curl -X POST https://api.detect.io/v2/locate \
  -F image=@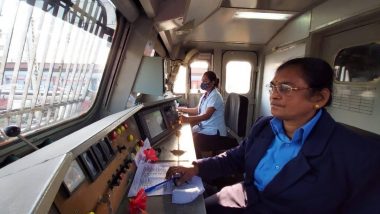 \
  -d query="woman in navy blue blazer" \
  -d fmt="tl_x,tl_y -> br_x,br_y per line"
166,57 -> 380,214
